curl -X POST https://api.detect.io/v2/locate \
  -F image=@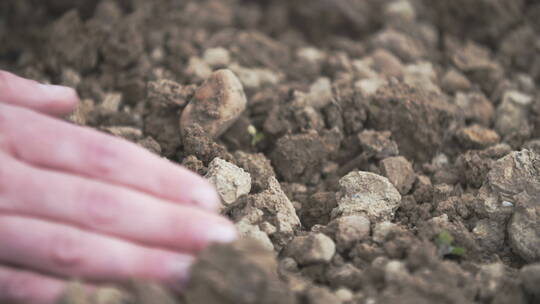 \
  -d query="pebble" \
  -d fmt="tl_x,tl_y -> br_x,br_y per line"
327,215 -> 371,251
202,47 -> 231,68
332,171 -> 401,222
456,124 -> 500,149
380,156 -> 416,194
205,158 -> 252,208
495,90 -> 532,137
285,233 -> 336,265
